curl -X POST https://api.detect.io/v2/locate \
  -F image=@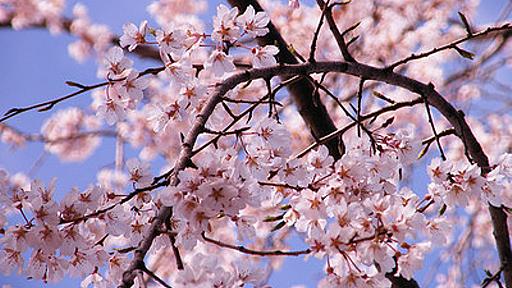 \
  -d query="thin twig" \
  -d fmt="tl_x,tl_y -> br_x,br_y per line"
202,232 -> 311,256
295,97 -> 423,158
309,0 -> 331,62
60,179 -> 169,224
356,78 -> 365,137
421,89 -> 446,160
422,128 -> 456,146
0,81 -> 107,123
316,0 -> 356,62
387,23 -> 512,70
482,266 -> 505,288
